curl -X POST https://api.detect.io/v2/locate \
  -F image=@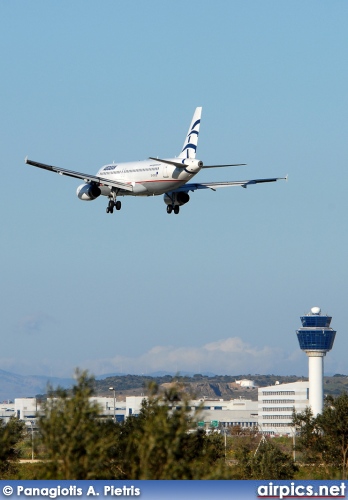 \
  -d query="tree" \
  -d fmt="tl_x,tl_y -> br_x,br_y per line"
0,417 -> 25,478
235,436 -> 298,479
36,372 -> 230,480
293,393 -> 348,479
111,384 -> 228,479
292,406 -> 325,465
316,393 -> 348,479
37,370 -> 117,479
